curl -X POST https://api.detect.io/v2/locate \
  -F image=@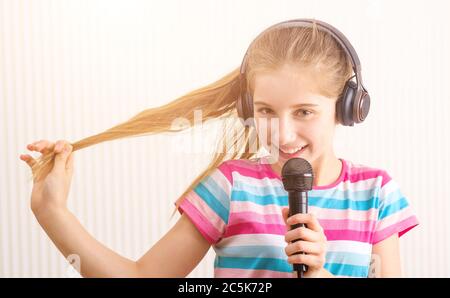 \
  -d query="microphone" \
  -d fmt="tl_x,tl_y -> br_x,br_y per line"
281,157 -> 314,278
